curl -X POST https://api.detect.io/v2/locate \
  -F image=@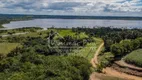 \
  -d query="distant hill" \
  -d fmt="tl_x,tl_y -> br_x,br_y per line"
0,14 -> 142,20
